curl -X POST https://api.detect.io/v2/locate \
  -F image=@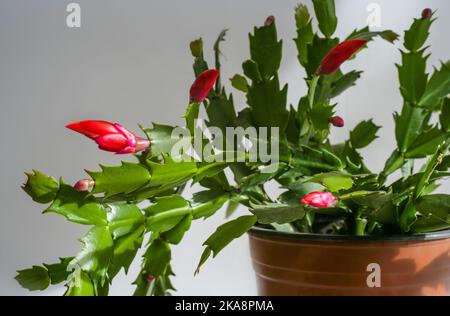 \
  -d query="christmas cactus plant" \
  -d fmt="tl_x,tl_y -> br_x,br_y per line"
16,1 -> 450,296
